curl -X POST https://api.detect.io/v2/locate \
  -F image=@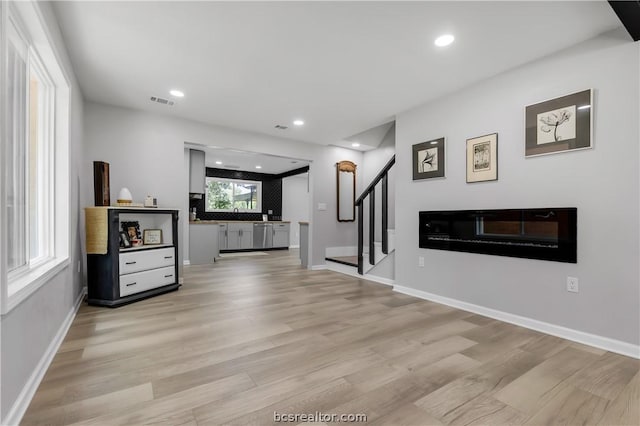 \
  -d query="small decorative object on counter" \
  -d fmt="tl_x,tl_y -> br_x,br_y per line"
117,188 -> 133,205
93,161 -> 110,206
190,208 -> 197,221
144,195 -> 158,208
